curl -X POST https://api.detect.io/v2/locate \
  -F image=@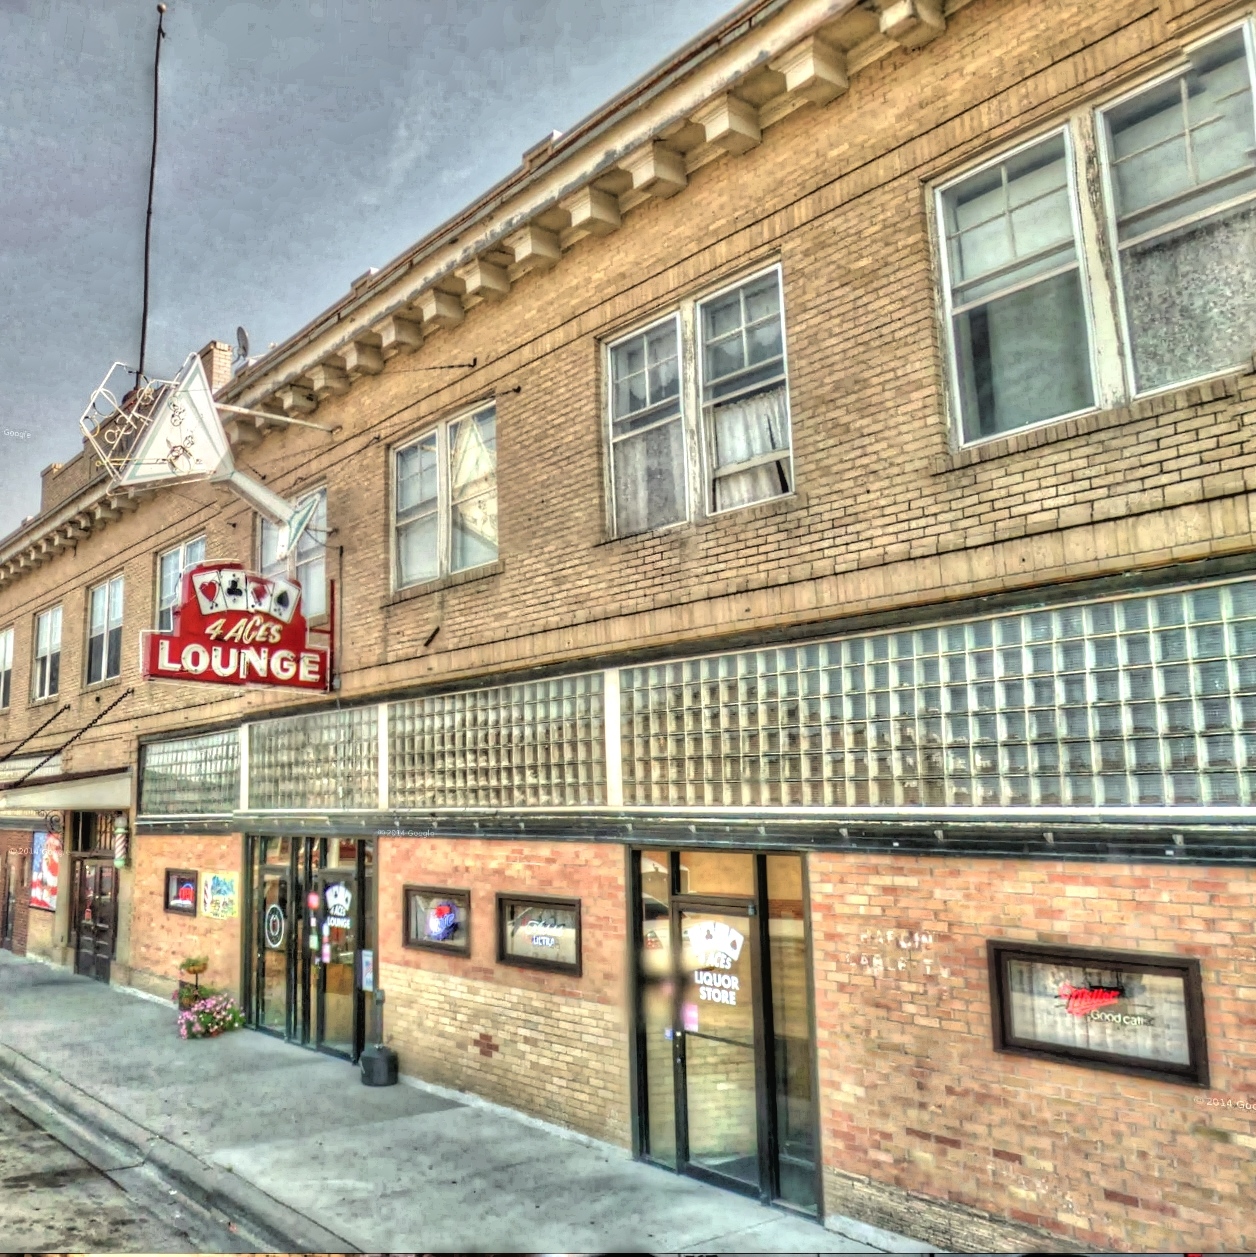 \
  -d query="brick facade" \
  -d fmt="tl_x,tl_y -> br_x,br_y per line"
126,834 -> 244,1001
809,854 -> 1256,1253
379,837 -> 631,1144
